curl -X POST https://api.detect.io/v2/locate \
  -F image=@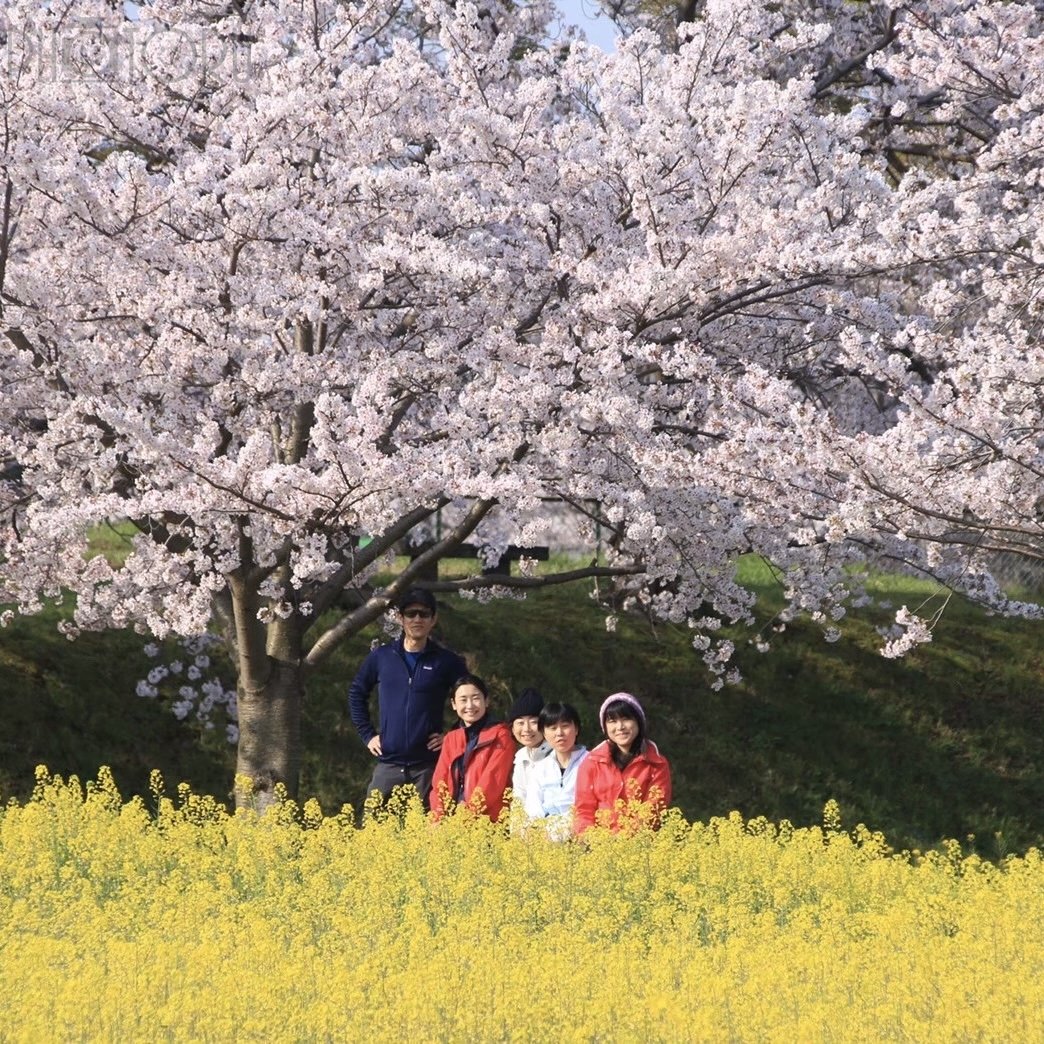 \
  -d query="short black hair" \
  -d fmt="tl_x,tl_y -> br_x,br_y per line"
451,673 -> 488,700
396,587 -> 437,613
538,701 -> 581,732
